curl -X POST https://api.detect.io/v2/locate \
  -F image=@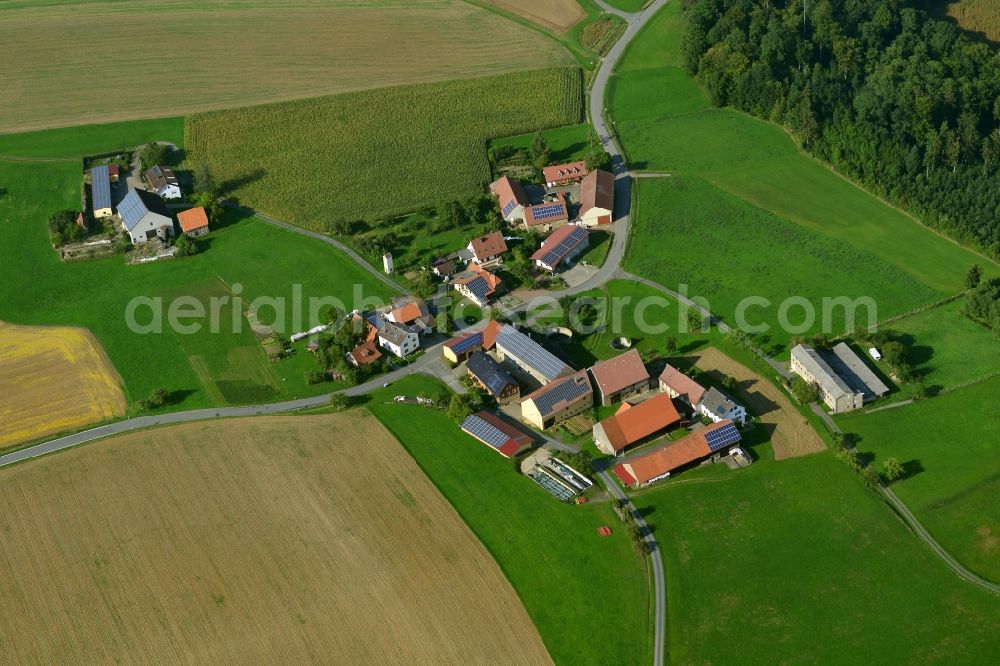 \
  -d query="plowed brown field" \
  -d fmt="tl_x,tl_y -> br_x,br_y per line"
486,0 -> 586,32
0,413 -> 552,664
0,321 -> 125,449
